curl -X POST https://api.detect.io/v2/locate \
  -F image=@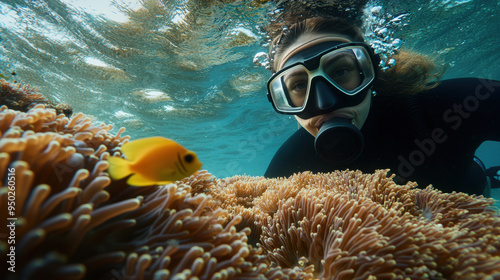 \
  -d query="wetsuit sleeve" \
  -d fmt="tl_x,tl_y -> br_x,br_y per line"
464,78 -> 500,141
413,78 -> 500,194
422,78 -> 500,144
